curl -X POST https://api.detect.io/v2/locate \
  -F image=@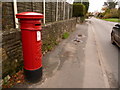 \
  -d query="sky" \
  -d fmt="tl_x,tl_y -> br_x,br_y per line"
88,0 -> 106,12
66,0 -> 107,12
66,0 -> 120,12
